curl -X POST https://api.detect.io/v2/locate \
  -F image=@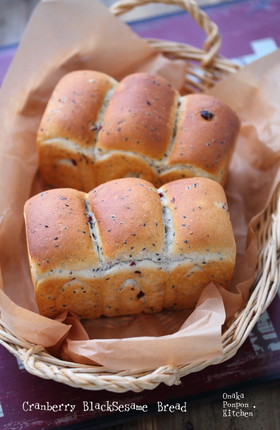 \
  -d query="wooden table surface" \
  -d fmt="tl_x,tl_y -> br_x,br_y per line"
99,384 -> 280,430
0,1 -> 279,429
